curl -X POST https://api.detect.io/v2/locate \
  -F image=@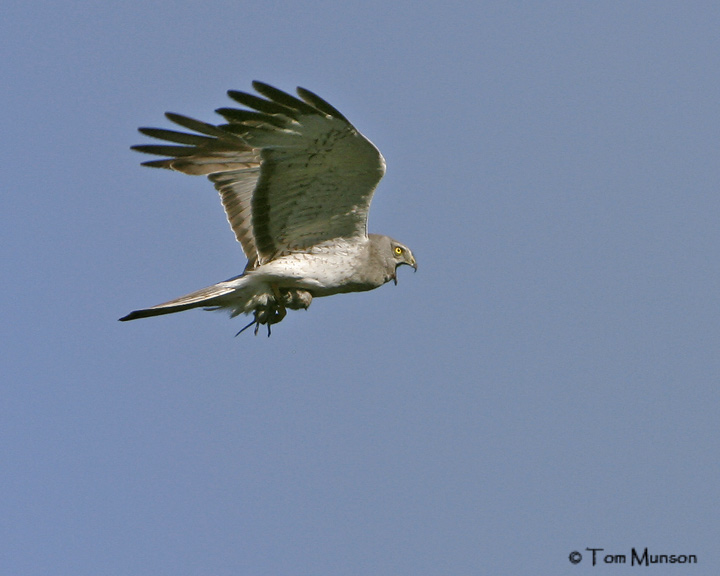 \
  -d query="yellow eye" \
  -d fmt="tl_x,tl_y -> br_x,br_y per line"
394,246 -> 403,255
